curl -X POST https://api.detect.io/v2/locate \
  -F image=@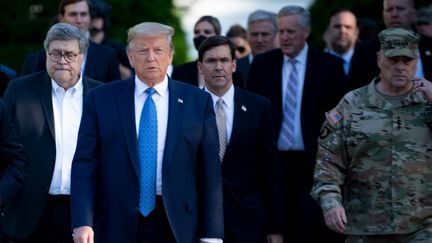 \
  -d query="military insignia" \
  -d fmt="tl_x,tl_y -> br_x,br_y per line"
326,109 -> 343,129
241,105 -> 247,112
319,124 -> 332,139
